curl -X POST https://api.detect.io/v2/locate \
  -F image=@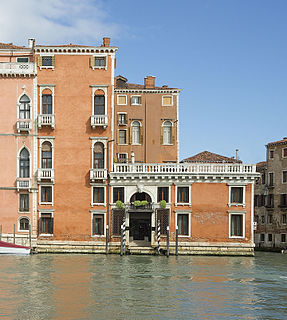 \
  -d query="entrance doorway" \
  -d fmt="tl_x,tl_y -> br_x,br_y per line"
129,212 -> 151,242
